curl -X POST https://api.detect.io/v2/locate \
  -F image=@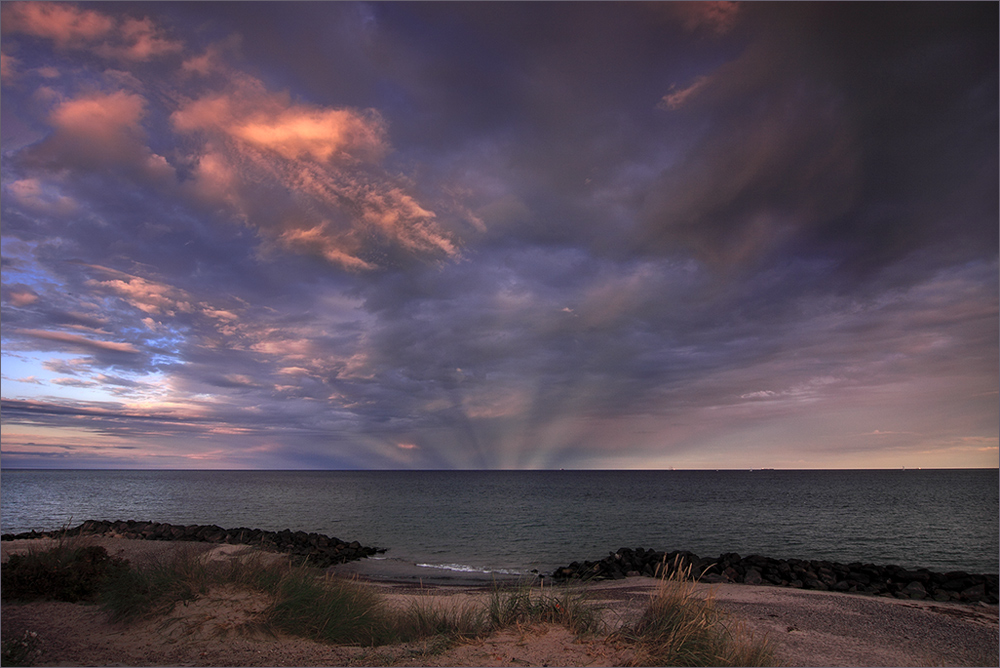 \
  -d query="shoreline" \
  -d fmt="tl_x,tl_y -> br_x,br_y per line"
4,520 -> 997,604
2,536 -> 997,667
